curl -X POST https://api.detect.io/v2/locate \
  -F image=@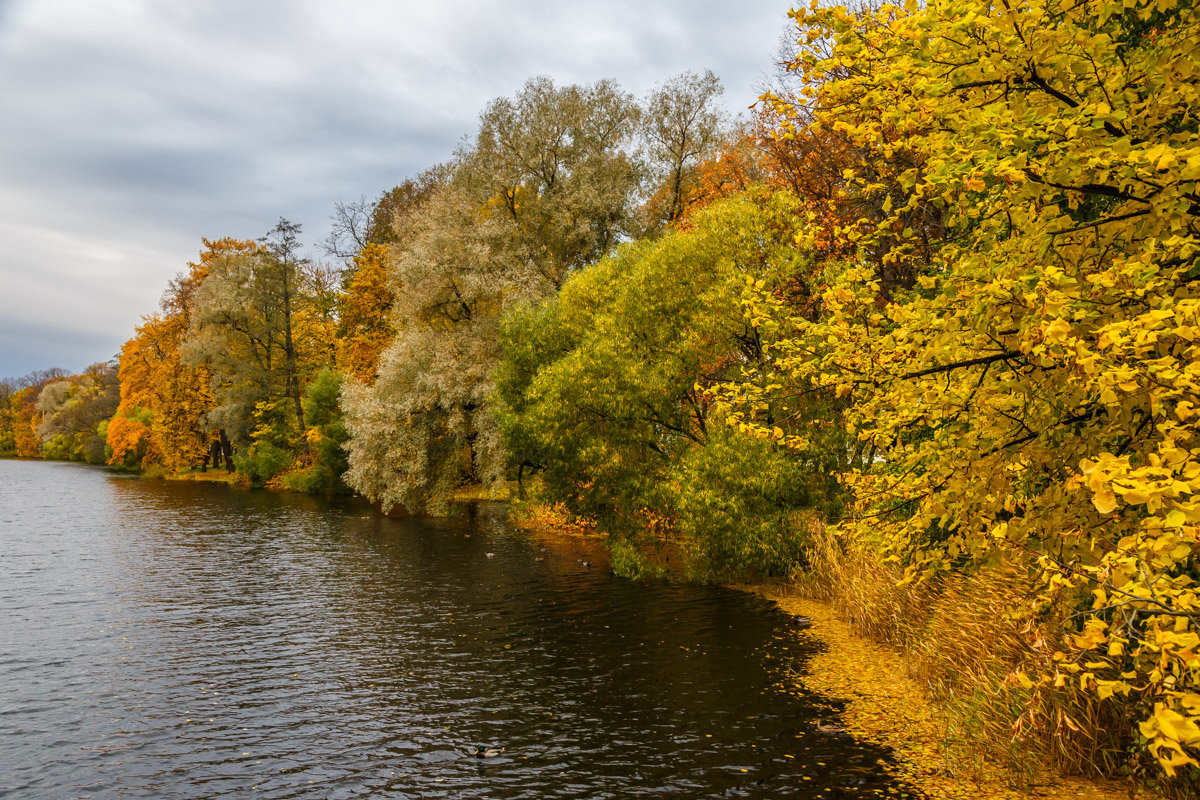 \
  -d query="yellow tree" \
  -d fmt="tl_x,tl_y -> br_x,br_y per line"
337,242 -> 394,382
723,0 -> 1200,777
